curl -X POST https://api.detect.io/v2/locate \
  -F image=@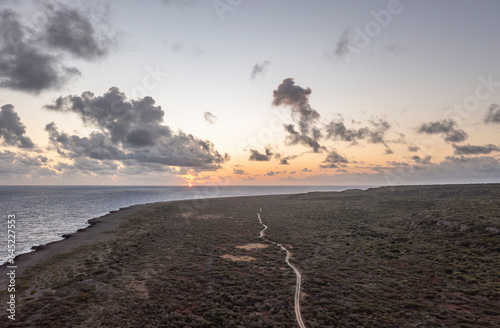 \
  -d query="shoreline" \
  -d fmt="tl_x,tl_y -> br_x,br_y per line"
0,185 -> 368,266
0,185 -> 371,268
0,189 -> 337,279
0,202 -> 151,285
1,182 -> 497,272
1,183 -> 499,326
